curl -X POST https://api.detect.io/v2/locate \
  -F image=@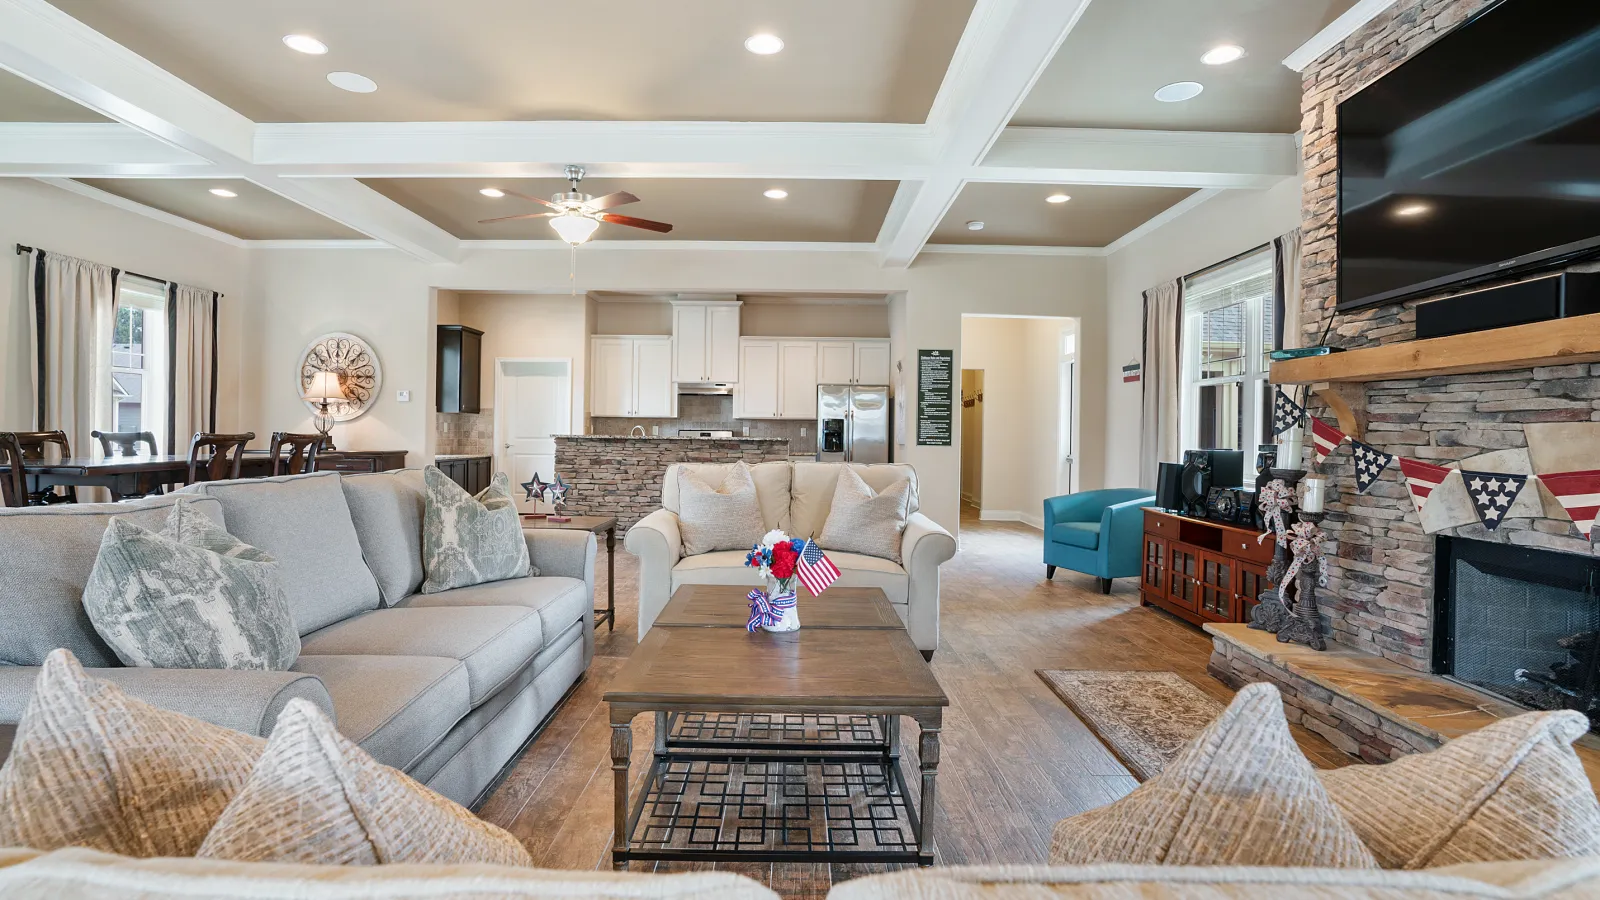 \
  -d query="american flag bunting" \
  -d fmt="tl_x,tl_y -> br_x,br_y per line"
1537,469 -> 1600,539
1460,471 -> 1527,531
1397,458 -> 1454,517
1310,418 -> 1347,465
